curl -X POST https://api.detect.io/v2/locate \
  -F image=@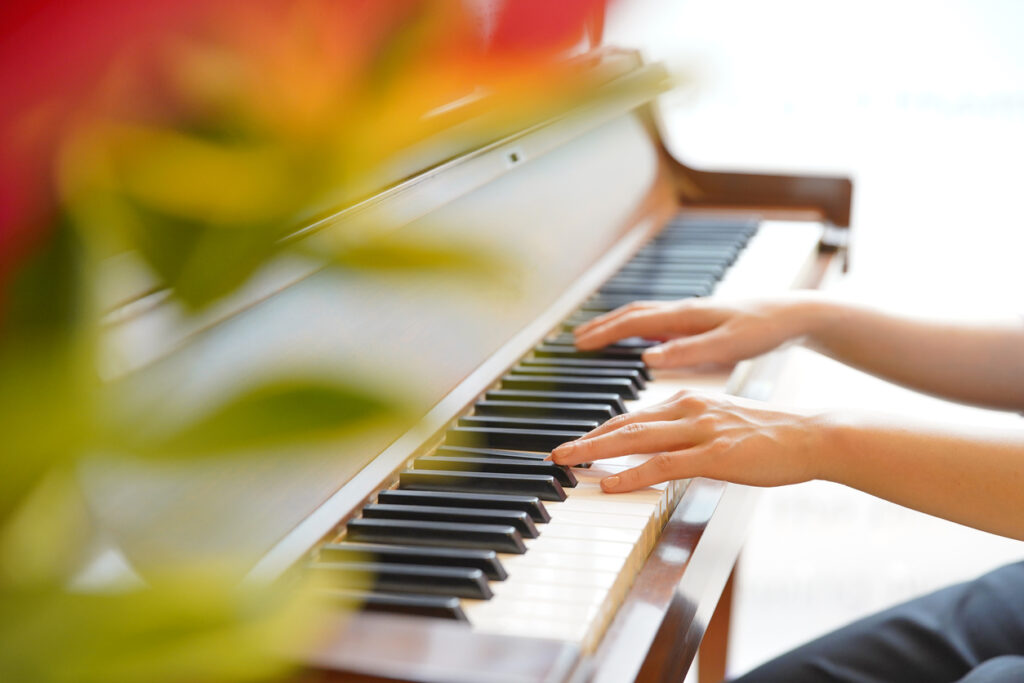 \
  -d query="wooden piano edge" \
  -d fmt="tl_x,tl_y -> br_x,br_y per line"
640,100 -> 854,258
